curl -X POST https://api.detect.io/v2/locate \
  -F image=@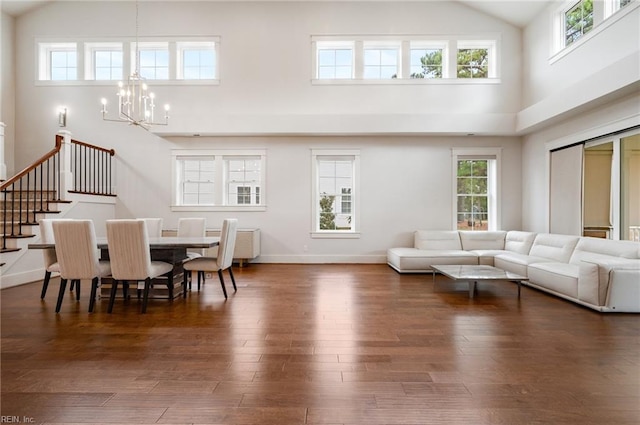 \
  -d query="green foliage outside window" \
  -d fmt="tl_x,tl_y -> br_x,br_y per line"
565,0 -> 593,46
319,194 -> 336,230
457,49 -> 488,78
411,50 -> 443,79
